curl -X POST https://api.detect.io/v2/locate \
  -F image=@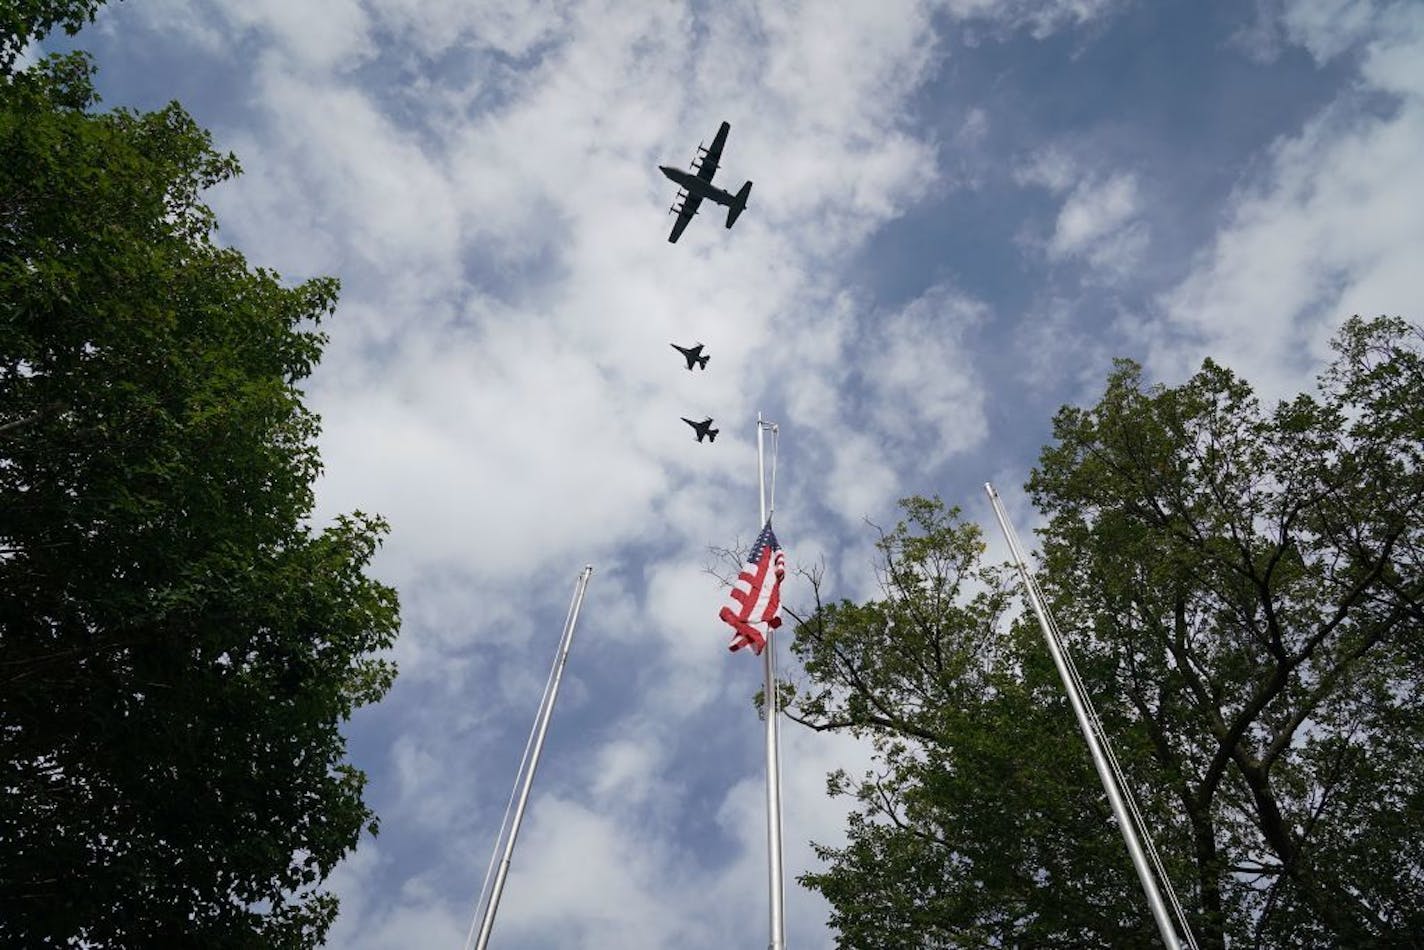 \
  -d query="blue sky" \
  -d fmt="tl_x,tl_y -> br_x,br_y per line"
39,0 -> 1424,945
